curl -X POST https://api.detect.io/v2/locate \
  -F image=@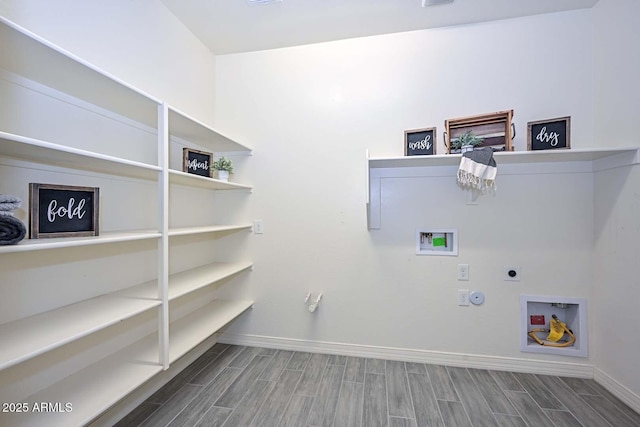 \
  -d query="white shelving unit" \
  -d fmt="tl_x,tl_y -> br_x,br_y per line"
366,147 -> 640,229
0,17 -> 254,426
